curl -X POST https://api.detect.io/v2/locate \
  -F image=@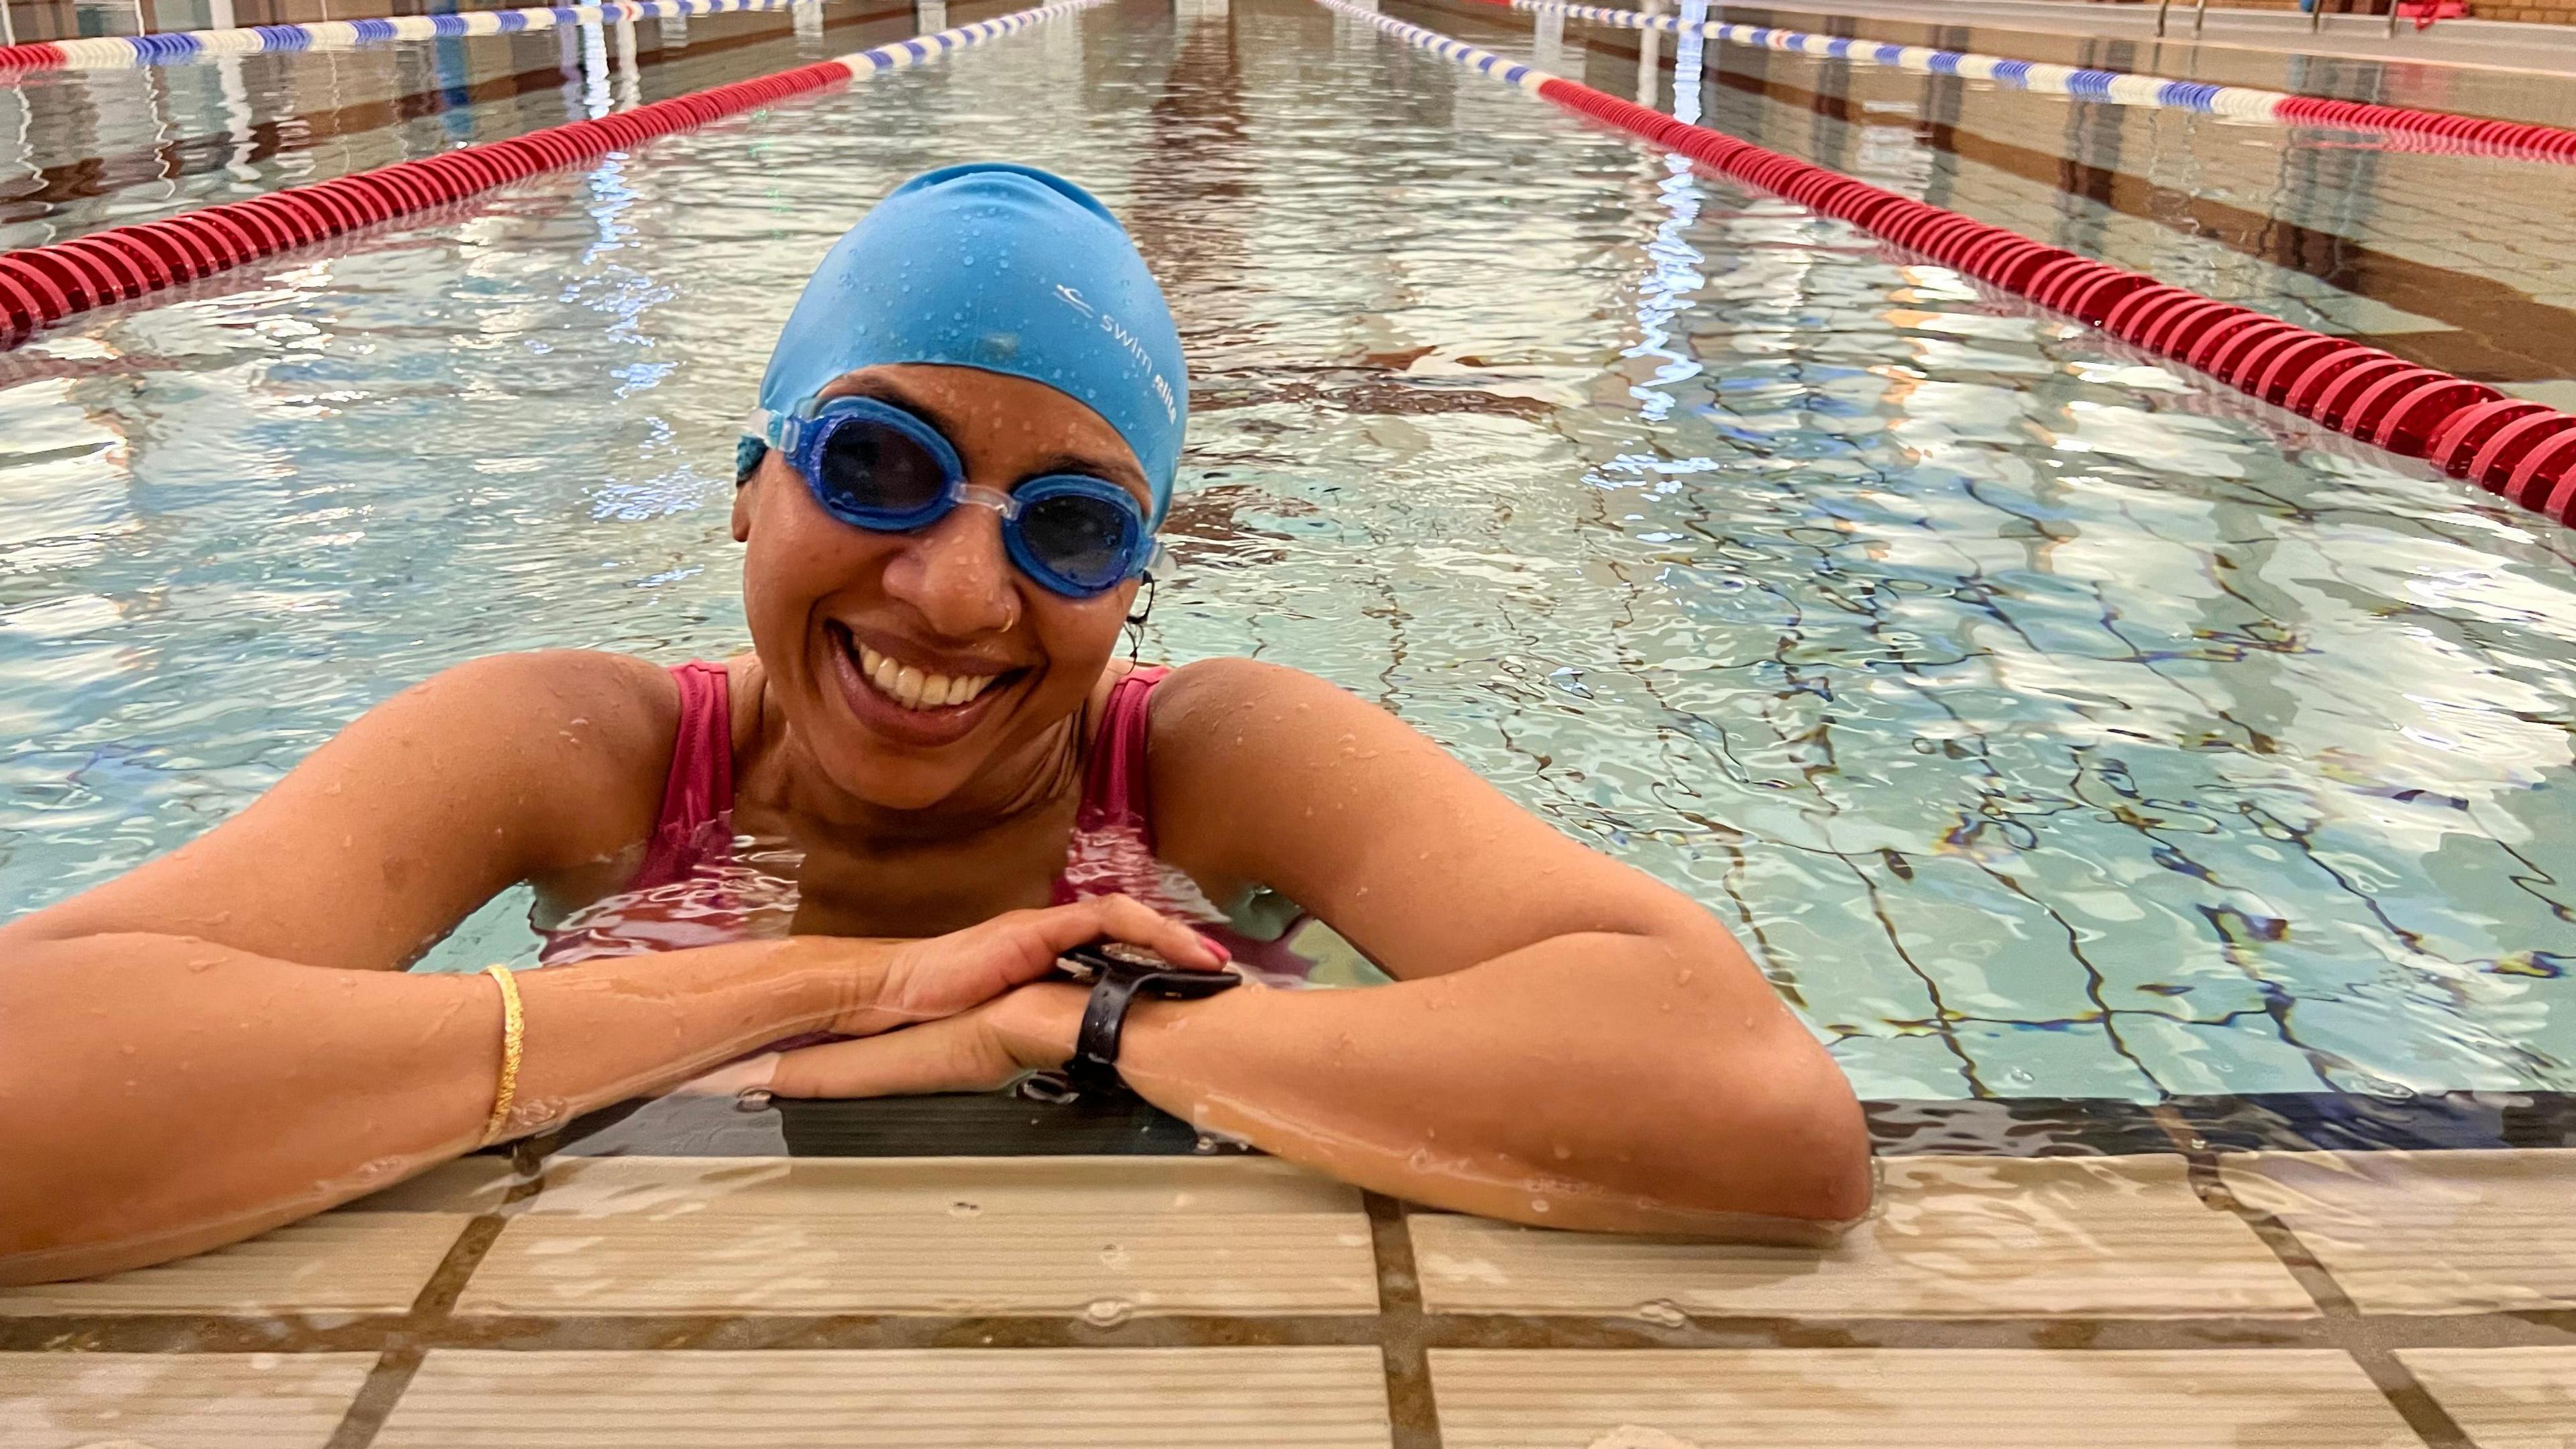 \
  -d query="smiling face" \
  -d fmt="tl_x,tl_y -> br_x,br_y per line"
733,364 -> 1152,814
